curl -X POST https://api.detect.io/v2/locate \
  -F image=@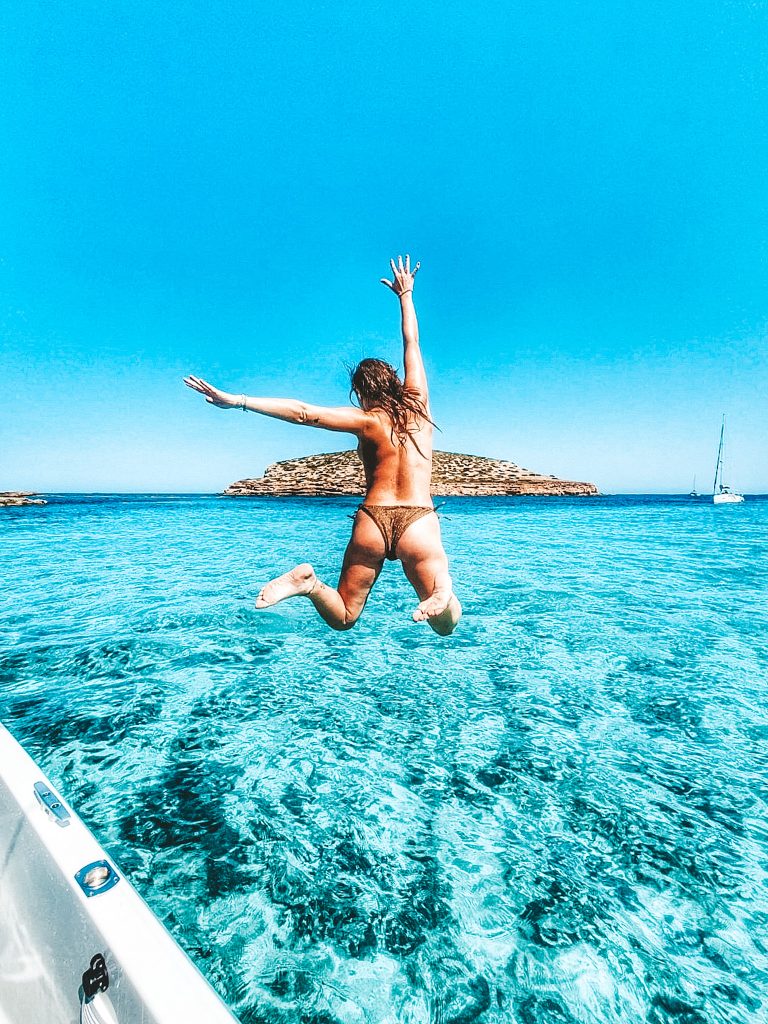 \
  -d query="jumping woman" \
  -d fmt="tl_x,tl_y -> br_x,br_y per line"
184,255 -> 461,636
